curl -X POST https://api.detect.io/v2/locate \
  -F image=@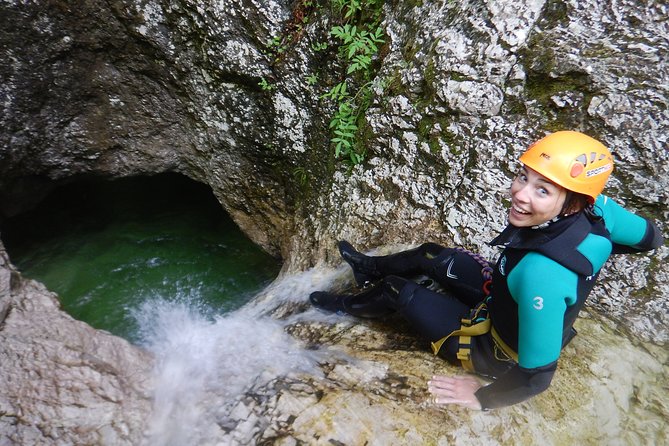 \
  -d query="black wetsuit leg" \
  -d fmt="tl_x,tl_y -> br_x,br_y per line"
382,275 -> 471,365
374,243 -> 489,307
